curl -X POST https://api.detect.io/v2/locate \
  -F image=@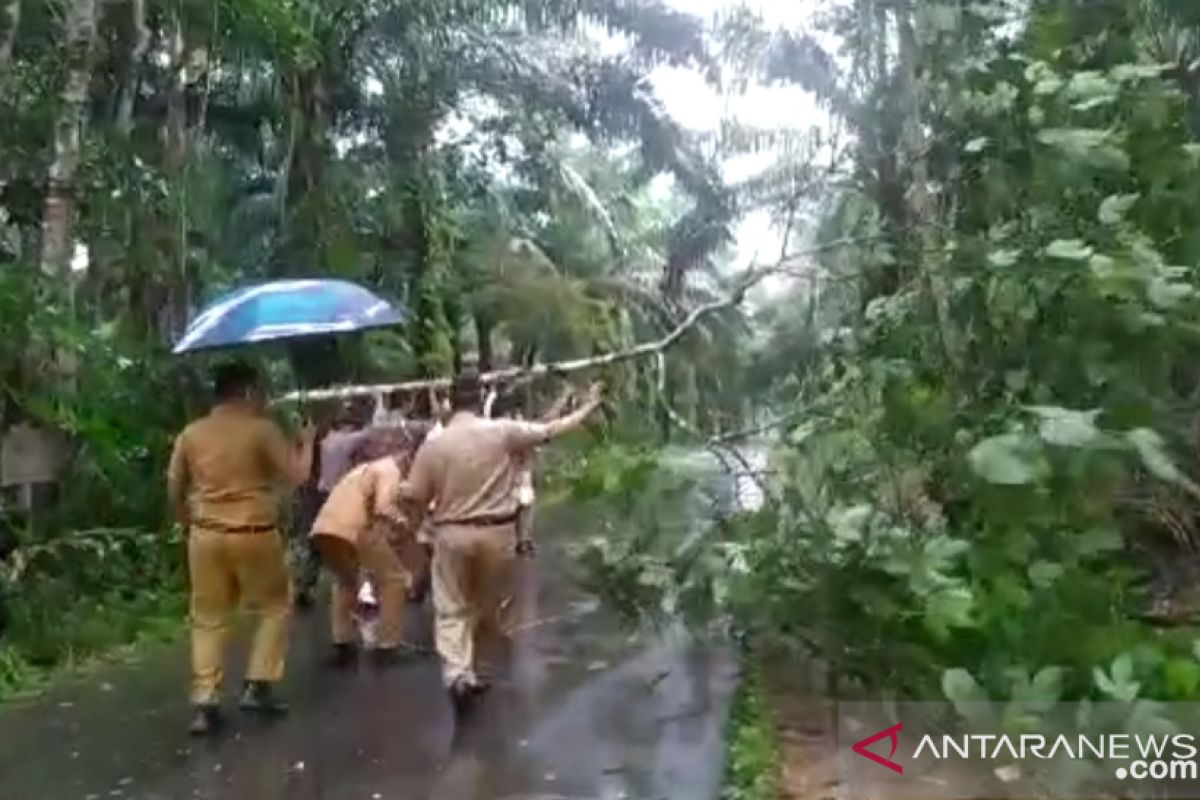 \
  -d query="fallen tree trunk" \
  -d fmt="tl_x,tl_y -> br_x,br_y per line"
272,235 -> 884,405
275,274 -> 758,404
